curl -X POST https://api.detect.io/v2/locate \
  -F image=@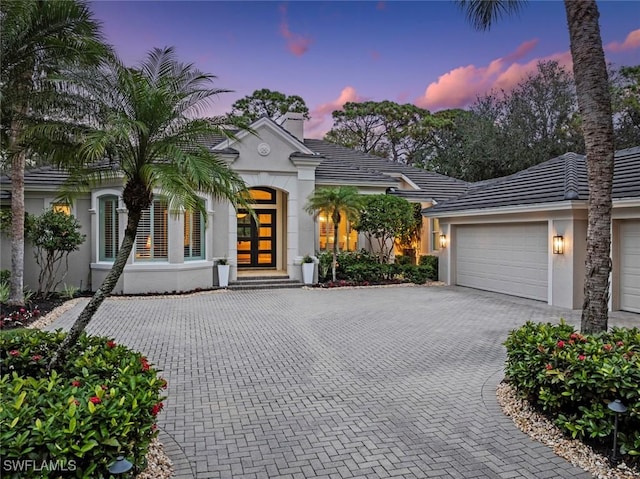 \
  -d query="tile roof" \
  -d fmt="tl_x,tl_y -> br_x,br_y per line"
426,146 -> 640,214
2,137 -> 471,203
1,165 -> 70,192
305,139 -> 469,201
